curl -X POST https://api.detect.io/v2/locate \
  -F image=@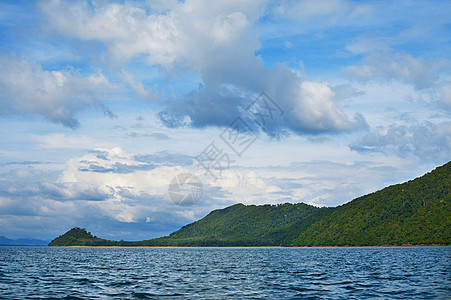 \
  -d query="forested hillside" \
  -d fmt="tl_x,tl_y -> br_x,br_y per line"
48,227 -> 116,246
146,202 -> 330,246
49,162 -> 450,246
293,161 -> 450,246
